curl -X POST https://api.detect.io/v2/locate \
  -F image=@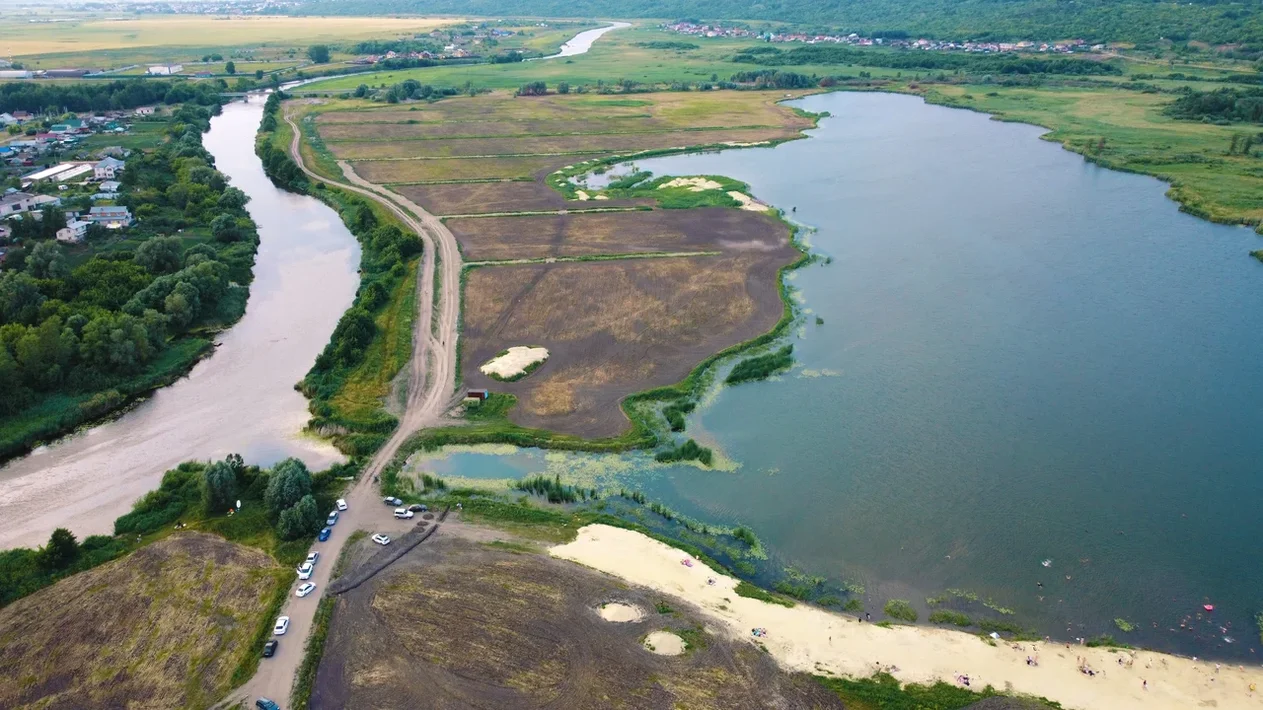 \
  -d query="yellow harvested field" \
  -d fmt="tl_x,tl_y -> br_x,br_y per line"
0,15 -> 459,56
